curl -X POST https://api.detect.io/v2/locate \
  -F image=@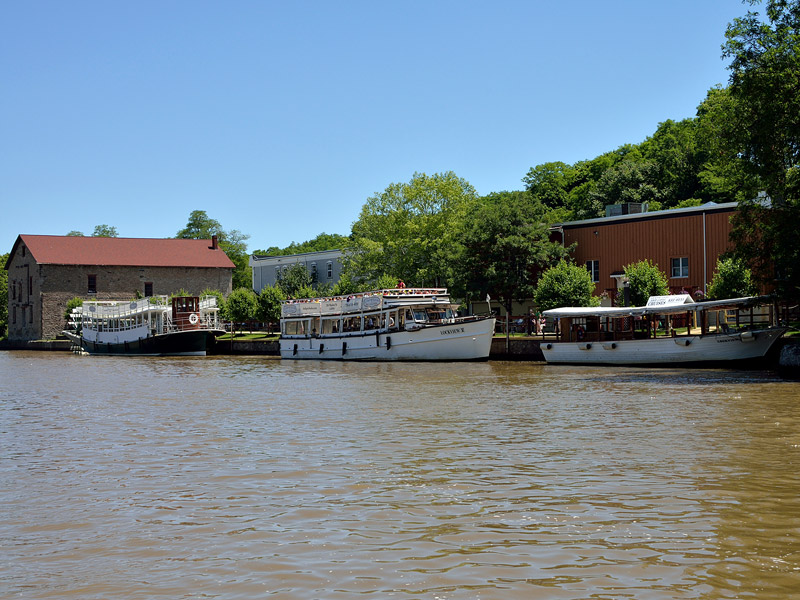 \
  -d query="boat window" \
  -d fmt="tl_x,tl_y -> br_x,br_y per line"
427,309 -> 446,322
321,318 -> 339,335
283,320 -> 308,336
412,309 -> 427,322
343,317 -> 361,332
